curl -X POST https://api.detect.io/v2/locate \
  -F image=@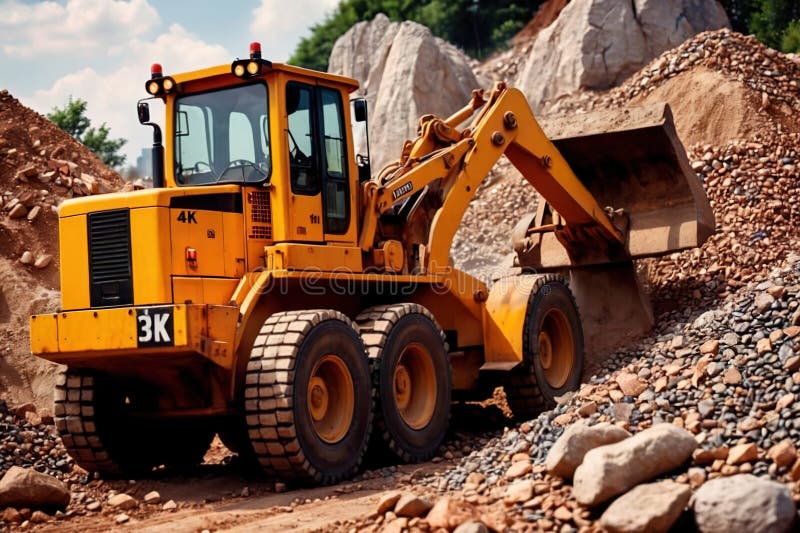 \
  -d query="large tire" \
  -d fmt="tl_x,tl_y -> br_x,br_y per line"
244,310 -> 372,484
356,303 -> 451,462
504,275 -> 584,420
54,369 -> 214,476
